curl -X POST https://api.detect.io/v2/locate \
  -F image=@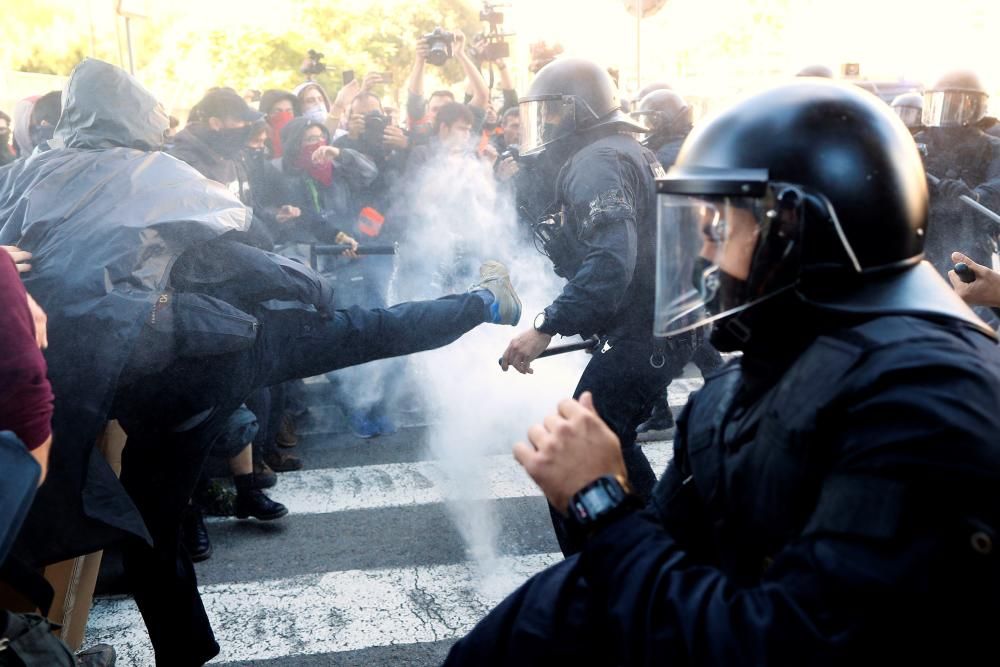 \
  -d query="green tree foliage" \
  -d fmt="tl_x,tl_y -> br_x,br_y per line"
5,0 -> 479,111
